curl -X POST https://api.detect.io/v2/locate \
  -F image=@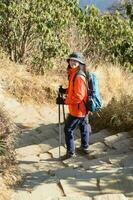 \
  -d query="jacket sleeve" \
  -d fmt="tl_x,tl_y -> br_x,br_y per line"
65,76 -> 86,105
